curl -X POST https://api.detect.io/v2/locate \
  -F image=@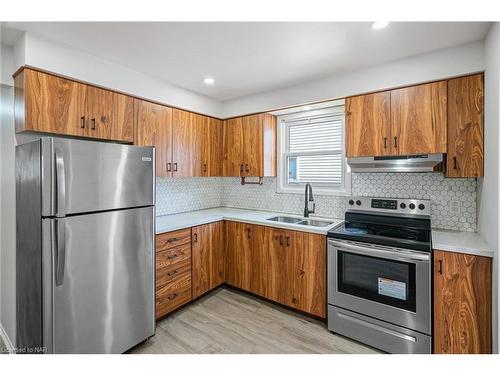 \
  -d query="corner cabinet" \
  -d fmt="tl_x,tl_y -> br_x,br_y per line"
223,113 -> 277,177
192,221 -> 225,299
433,250 -> 492,354
446,74 -> 484,177
14,68 -> 134,143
